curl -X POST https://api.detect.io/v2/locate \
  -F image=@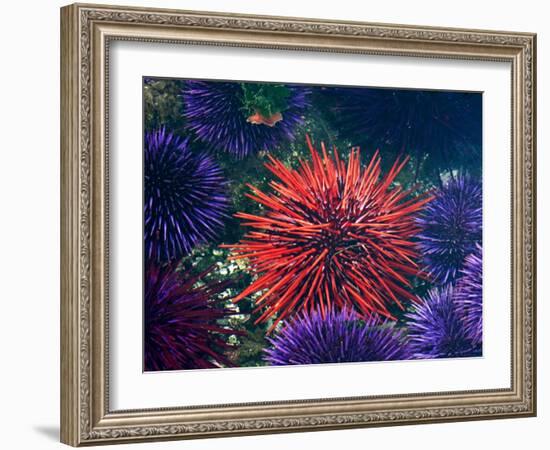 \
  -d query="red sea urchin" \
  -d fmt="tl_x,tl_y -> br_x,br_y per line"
226,136 -> 432,329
